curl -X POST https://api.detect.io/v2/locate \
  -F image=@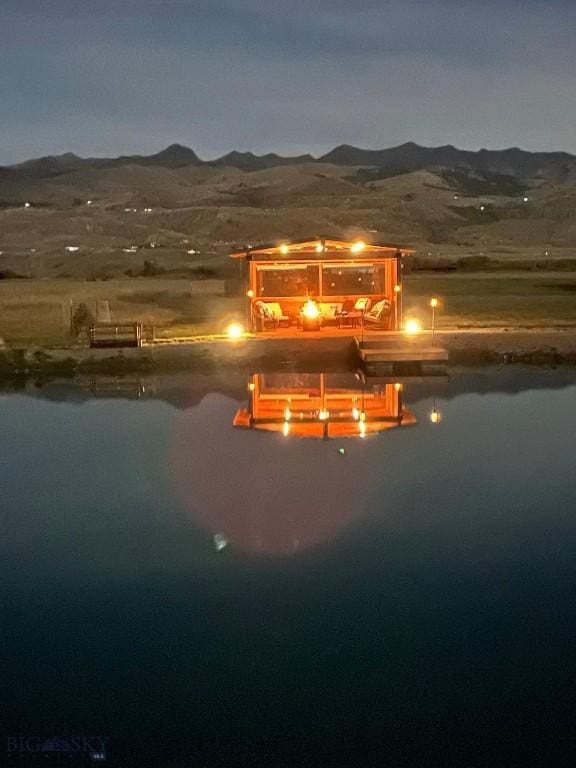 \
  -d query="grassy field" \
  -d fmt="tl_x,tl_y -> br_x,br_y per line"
0,278 -> 242,346
1,272 -> 575,346
405,272 -> 576,328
